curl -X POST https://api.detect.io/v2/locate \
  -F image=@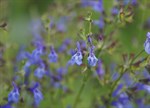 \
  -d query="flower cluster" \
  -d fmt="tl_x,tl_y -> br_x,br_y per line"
69,36 -> 98,67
